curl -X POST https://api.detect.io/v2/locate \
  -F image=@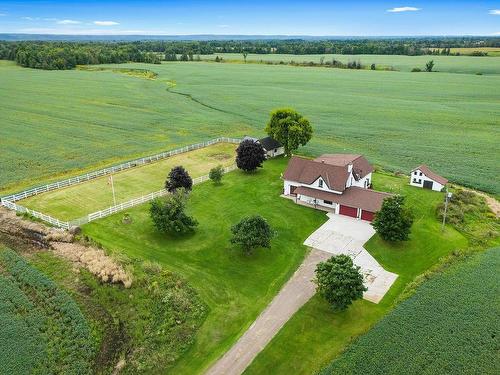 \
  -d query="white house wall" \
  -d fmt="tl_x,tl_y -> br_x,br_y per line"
350,172 -> 372,189
283,179 -> 343,196
298,194 -> 338,212
410,170 -> 444,191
